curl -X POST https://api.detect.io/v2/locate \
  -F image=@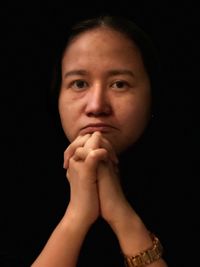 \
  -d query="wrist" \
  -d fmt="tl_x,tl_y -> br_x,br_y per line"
62,203 -> 97,232
108,204 -> 152,255
107,200 -> 137,232
123,232 -> 164,267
